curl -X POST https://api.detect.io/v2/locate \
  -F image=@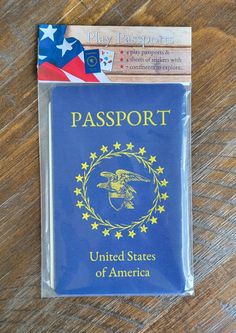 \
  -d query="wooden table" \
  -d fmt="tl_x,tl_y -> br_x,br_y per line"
1,1 -> 236,332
